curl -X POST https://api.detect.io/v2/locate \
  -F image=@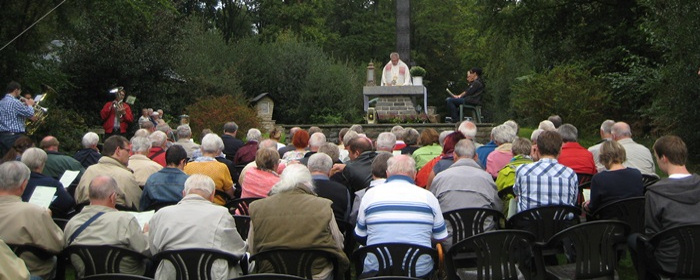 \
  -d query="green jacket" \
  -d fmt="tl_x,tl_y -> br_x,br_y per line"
495,155 -> 533,215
